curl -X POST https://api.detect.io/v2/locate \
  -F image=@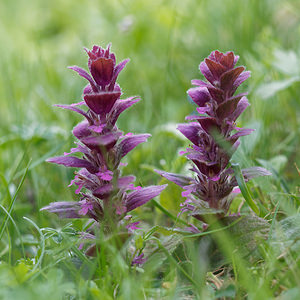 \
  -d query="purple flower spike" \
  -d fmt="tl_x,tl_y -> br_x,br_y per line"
131,253 -> 147,266
156,50 -> 270,217
42,44 -> 166,239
